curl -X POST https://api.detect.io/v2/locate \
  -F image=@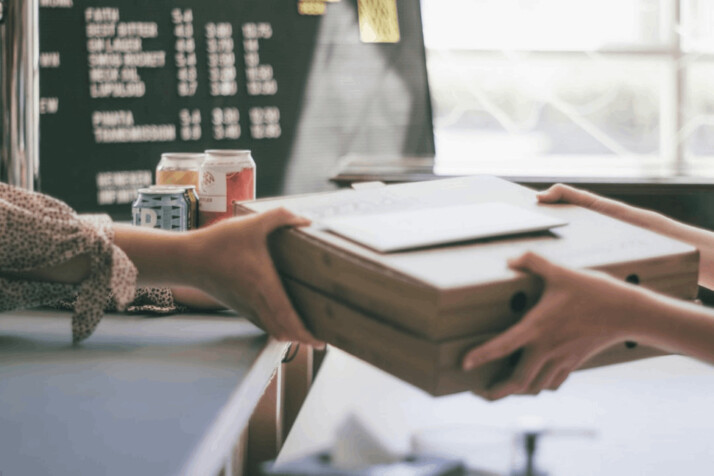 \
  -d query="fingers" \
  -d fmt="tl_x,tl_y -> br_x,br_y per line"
507,251 -> 560,279
250,258 -> 326,349
536,184 -> 598,208
259,207 -> 311,234
198,208 -> 319,348
546,368 -> 571,391
537,184 -> 651,227
479,354 -> 575,400
242,209 -> 318,346
526,359 -> 573,394
484,348 -> 550,400
462,324 -> 531,371
526,359 -> 558,394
